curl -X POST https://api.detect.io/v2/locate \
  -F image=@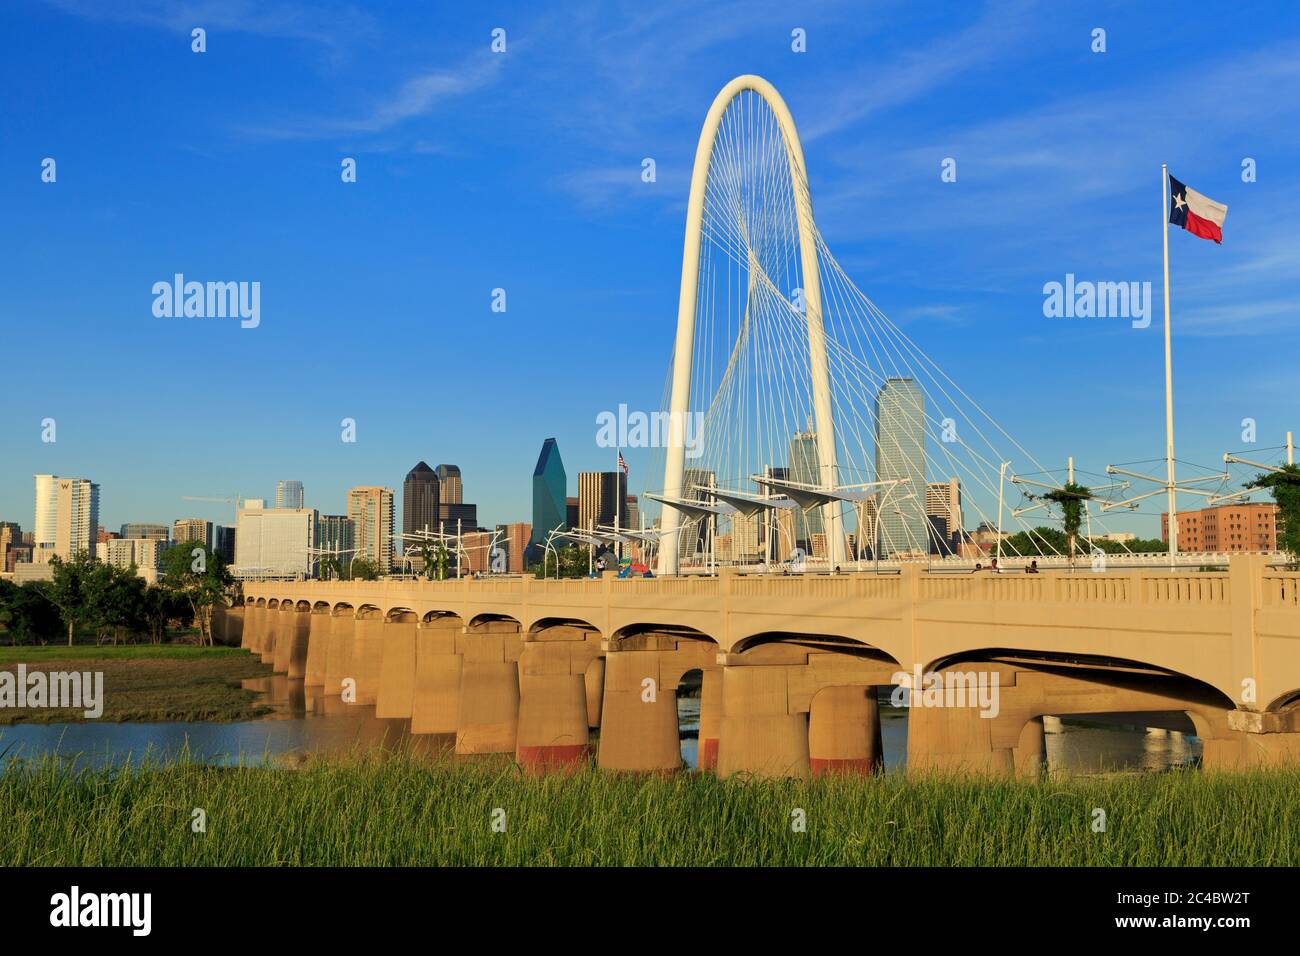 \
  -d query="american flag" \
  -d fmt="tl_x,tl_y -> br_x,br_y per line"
617,451 -> 628,475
